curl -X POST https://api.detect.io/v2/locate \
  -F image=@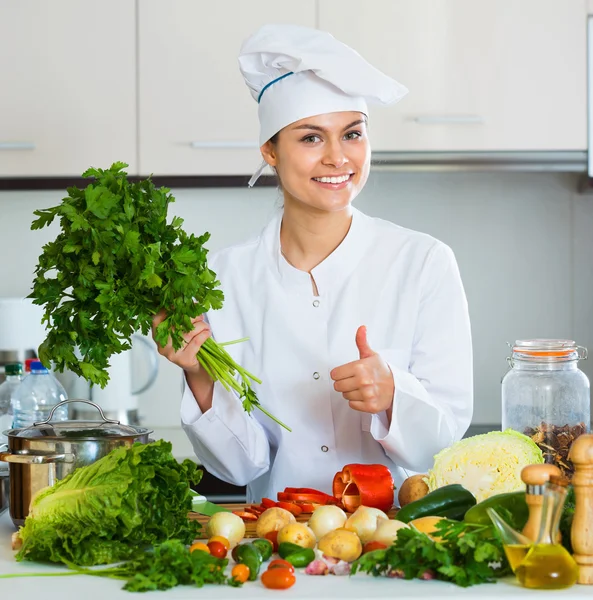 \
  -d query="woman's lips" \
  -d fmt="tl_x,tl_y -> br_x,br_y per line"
311,173 -> 354,190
